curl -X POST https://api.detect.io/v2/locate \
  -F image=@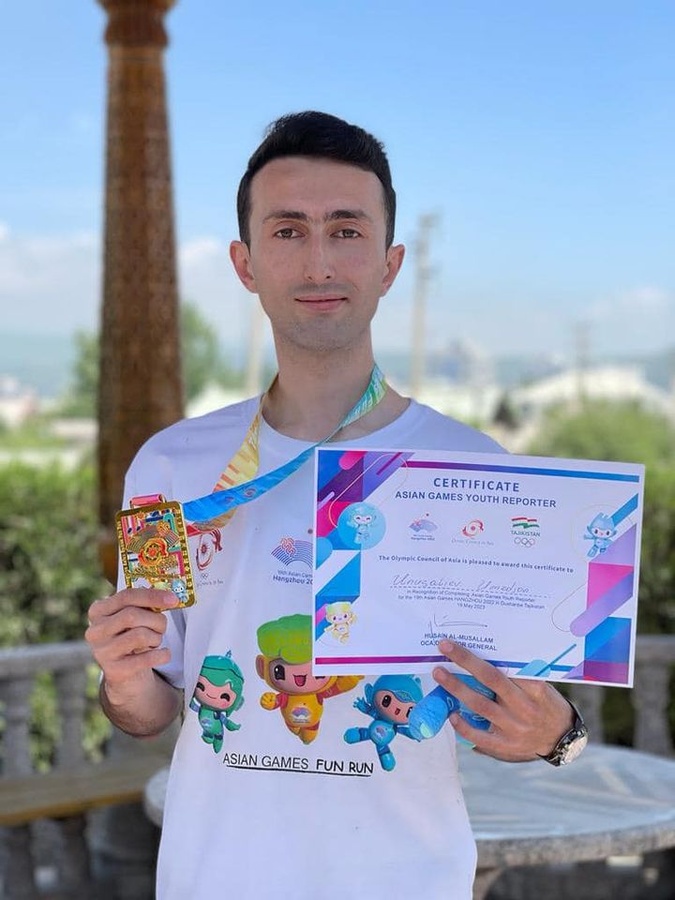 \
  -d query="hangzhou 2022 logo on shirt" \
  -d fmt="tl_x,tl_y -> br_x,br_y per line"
270,536 -> 313,586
